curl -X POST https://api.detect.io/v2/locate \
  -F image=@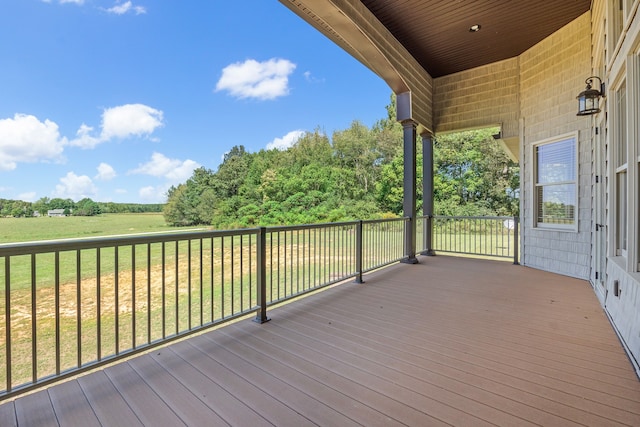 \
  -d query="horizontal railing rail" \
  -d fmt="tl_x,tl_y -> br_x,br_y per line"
422,215 -> 519,263
0,217 -> 408,399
